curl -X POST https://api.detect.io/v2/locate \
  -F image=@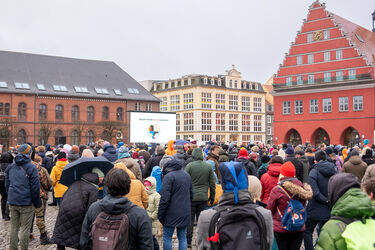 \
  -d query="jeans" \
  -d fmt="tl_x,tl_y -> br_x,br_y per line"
153,236 -> 160,250
187,201 -> 207,246
0,185 -> 9,218
56,198 -> 62,207
274,231 -> 303,250
163,226 -> 187,250
303,219 -> 327,250
9,205 -> 34,250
